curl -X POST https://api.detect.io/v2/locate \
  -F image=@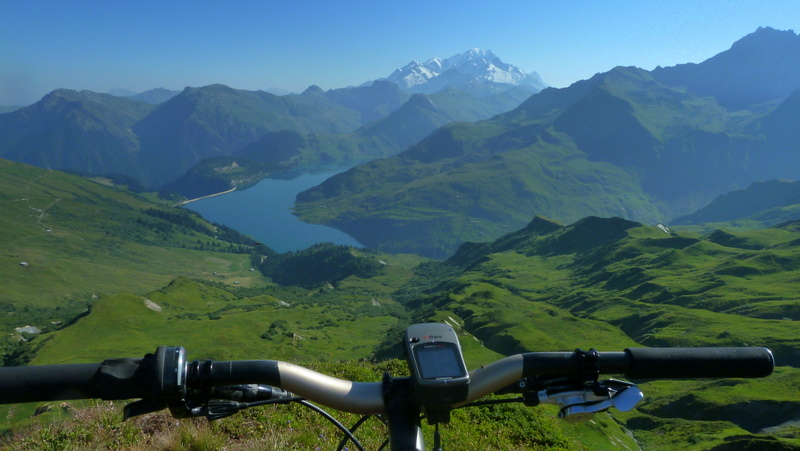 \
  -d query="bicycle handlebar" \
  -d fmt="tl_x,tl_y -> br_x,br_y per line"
0,358 -> 148,404
0,347 -> 774,415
